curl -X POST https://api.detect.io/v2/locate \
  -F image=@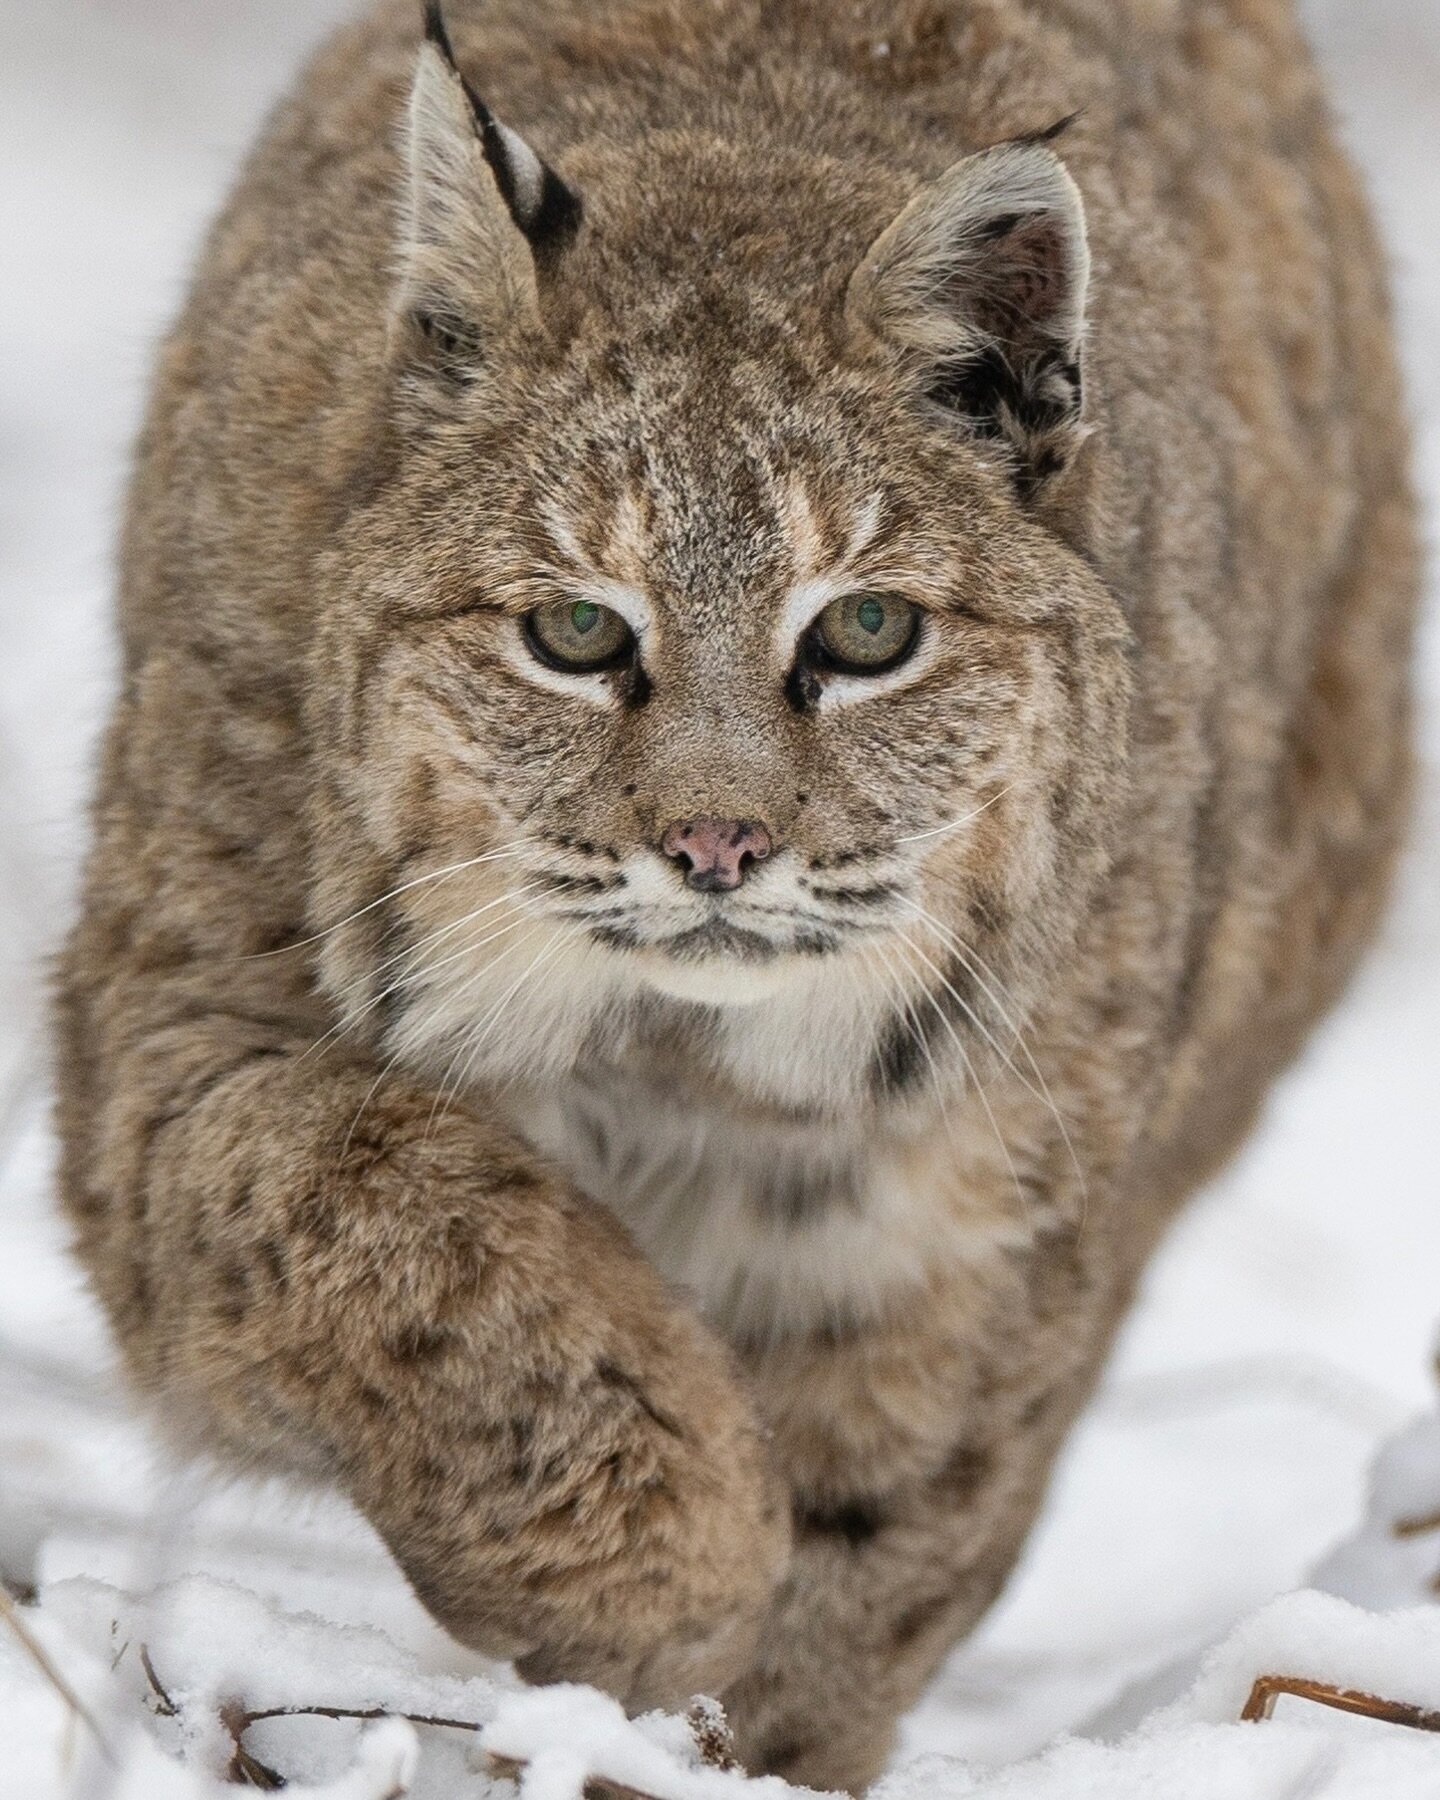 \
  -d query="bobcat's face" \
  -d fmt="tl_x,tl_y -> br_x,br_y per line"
313,41 -> 1131,1114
